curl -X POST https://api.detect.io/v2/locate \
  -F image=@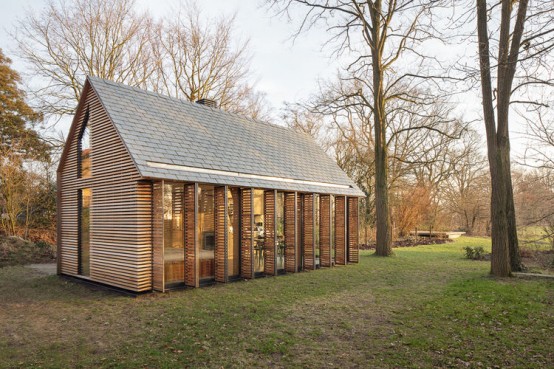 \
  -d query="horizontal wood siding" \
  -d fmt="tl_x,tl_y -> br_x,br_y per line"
264,190 -> 276,276
284,192 -> 297,273
335,196 -> 347,265
59,86 -> 152,292
320,195 -> 331,267
348,197 -> 359,263
214,186 -> 227,283
241,188 -> 254,279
